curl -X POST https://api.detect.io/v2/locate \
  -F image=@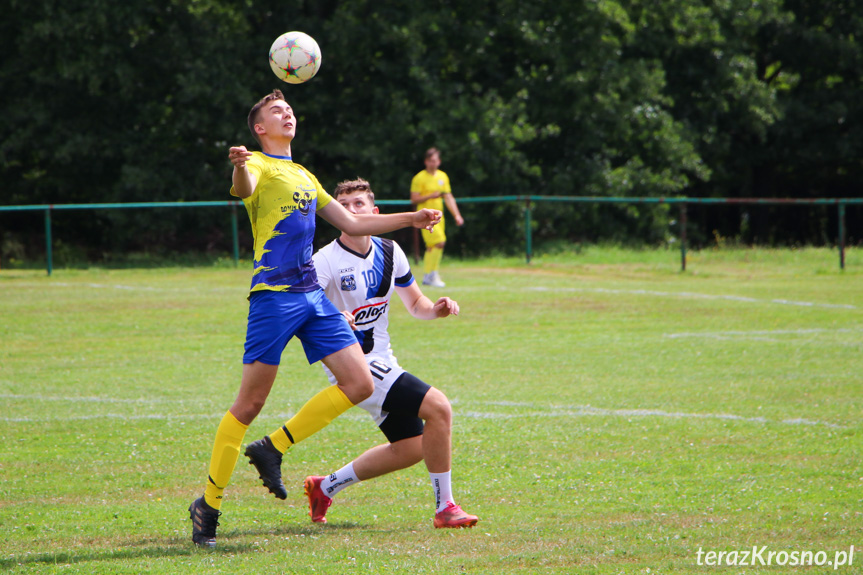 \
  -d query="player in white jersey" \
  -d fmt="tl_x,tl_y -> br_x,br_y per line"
306,178 -> 479,529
